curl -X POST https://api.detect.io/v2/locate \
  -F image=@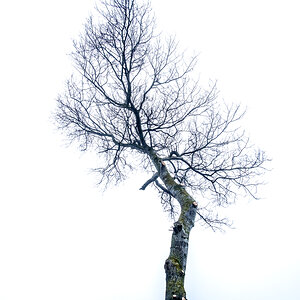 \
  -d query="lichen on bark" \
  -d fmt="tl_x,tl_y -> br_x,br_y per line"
148,151 -> 197,299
